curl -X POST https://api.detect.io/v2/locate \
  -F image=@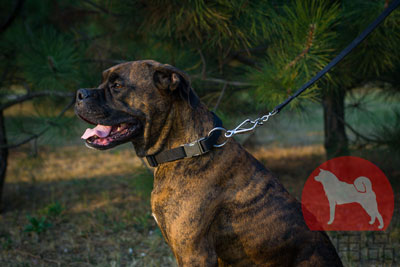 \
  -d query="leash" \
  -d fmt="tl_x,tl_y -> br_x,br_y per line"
209,0 -> 400,142
146,0 -> 400,167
